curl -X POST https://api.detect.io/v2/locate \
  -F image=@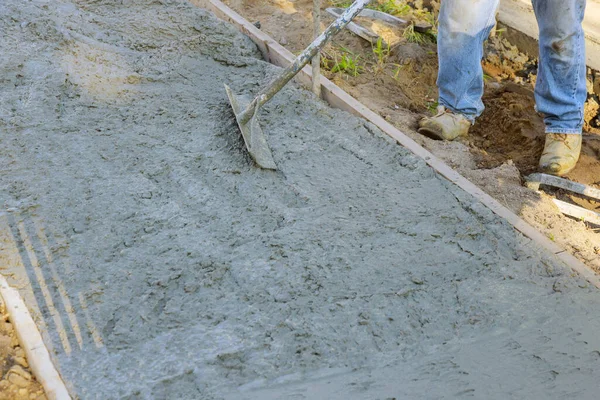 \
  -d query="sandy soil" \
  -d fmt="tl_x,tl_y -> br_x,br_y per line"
3,0 -> 600,399
0,300 -> 46,400
222,0 -> 600,271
